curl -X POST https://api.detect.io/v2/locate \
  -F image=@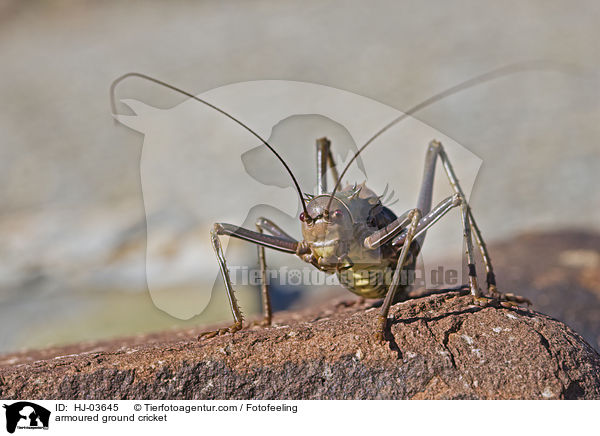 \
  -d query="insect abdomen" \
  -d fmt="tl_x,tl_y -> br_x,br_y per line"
337,265 -> 394,299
